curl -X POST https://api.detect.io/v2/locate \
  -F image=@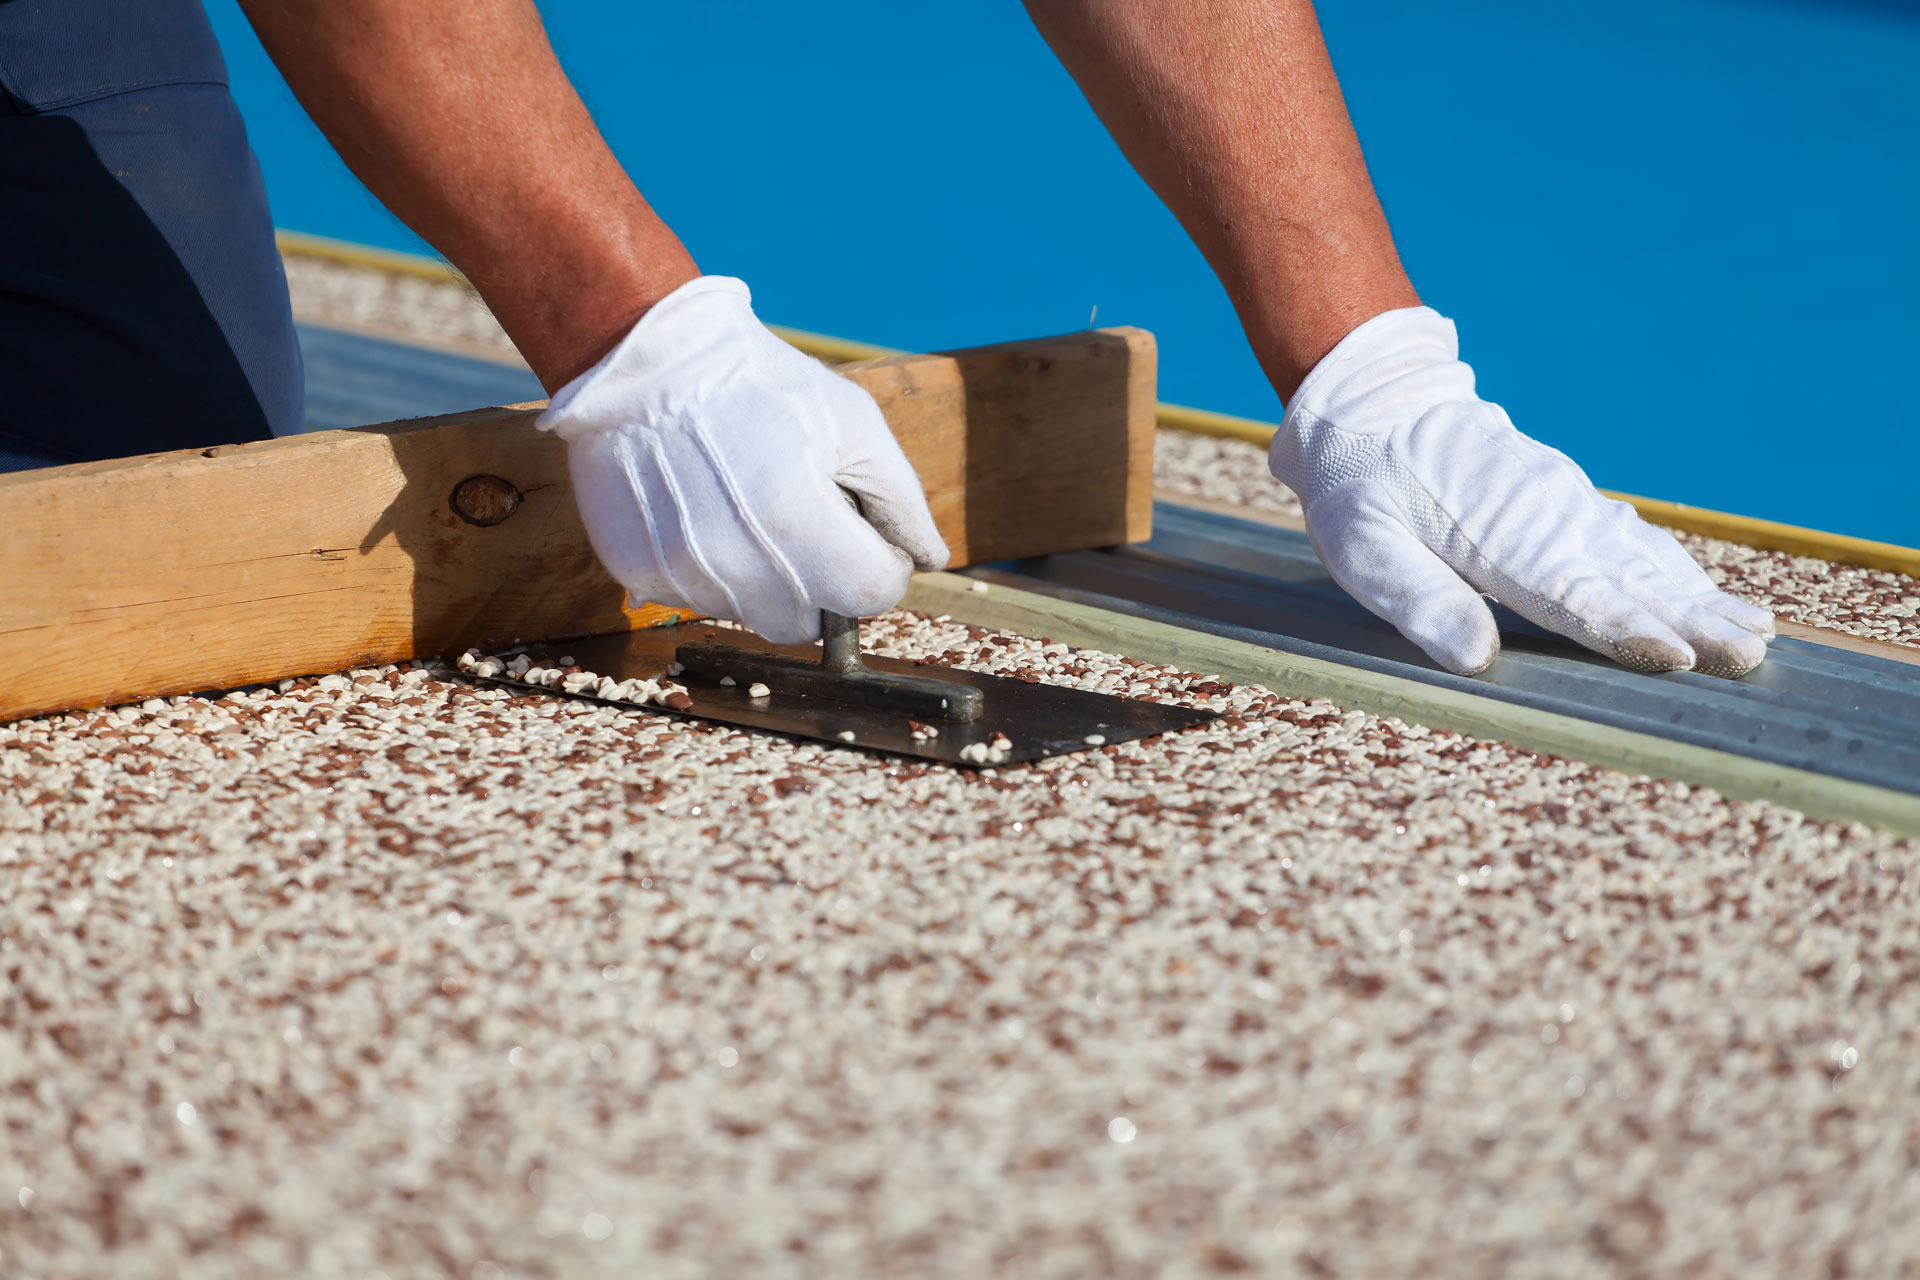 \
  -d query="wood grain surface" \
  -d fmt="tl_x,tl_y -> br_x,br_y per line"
1,328 -> 1154,721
